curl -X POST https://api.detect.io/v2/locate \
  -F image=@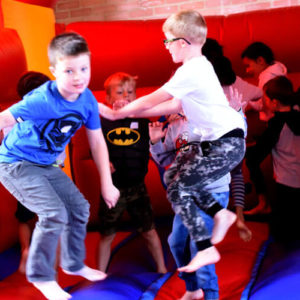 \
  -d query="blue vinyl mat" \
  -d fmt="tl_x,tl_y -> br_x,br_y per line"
0,244 -> 20,280
247,239 -> 300,300
68,219 -> 176,299
4,219 -> 296,300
